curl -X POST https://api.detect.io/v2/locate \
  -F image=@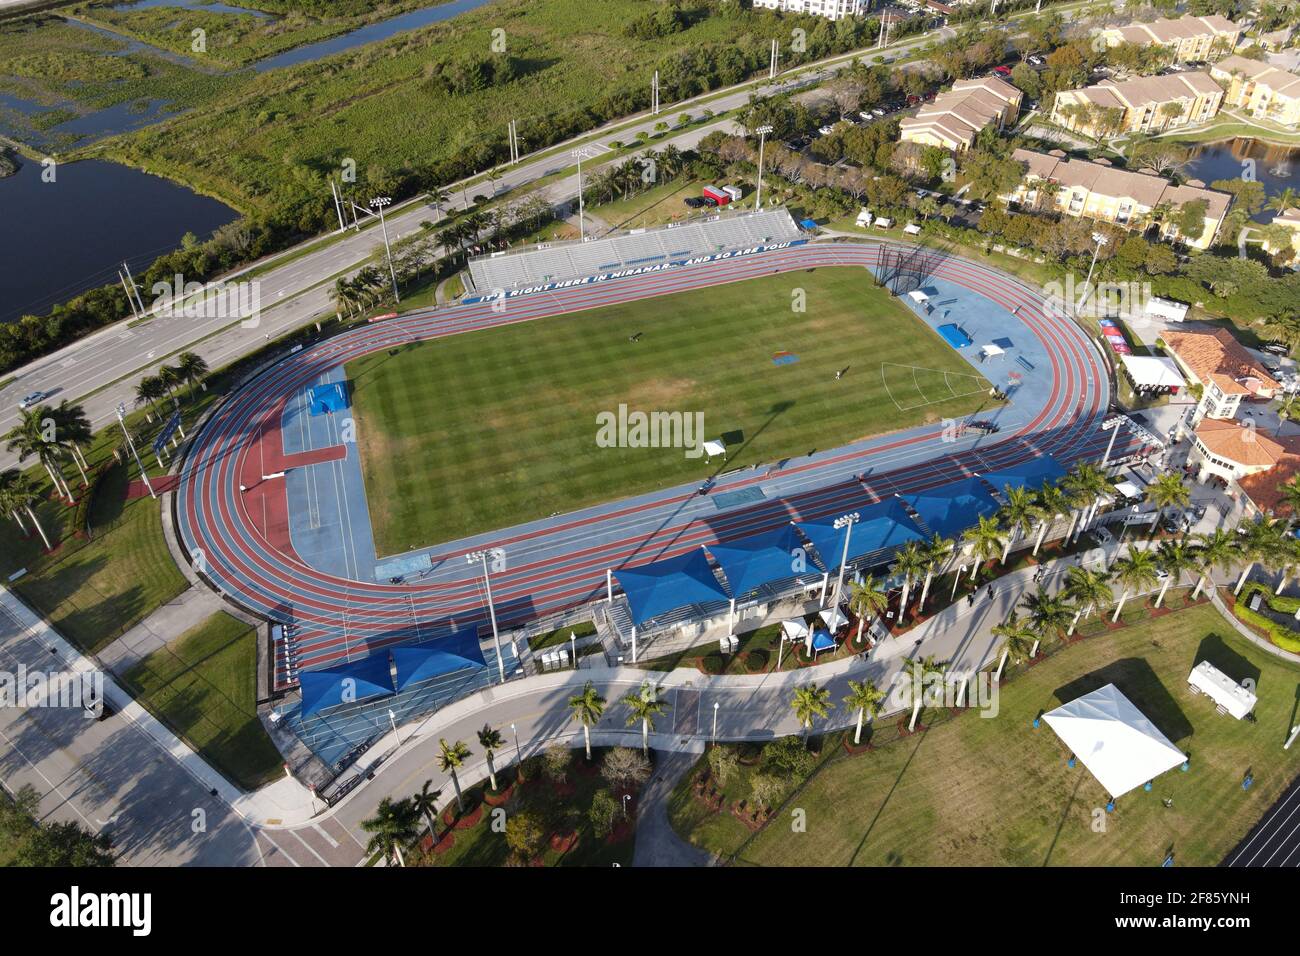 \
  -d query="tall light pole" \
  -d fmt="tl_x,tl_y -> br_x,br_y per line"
571,147 -> 593,243
467,549 -> 511,681
712,700 -> 719,748
388,708 -> 403,745
511,721 -> 522,768
755,124 -> 774,211
369,196 -> 400,303
115,403 -> 155,499
830,511 -> 860,609
1077,232 -> 1108,318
